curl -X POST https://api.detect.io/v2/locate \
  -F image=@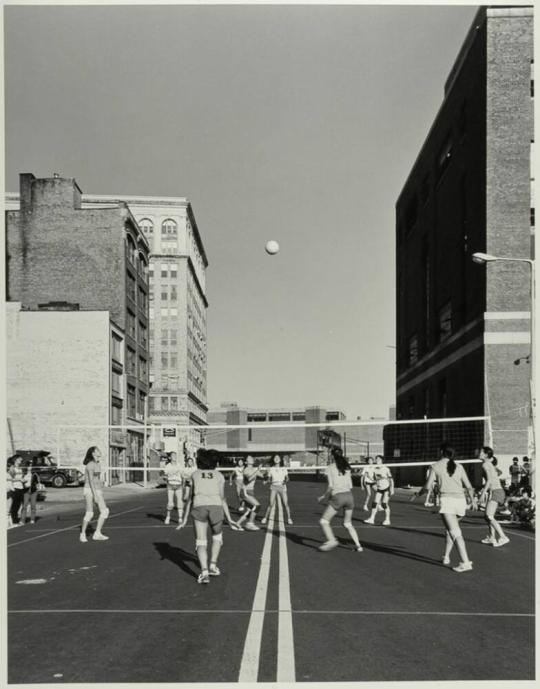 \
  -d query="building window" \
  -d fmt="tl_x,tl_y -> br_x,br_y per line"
161,219 -> 178,237
139,218 -> 154,235
161,329 -> 168,346
292,412 -> 306,421
247,413 -> 267,422
138,287 -> 146,311
127,348 -> 136,375
531,59 -> 534,98
161,352 -> 168,368
170,329 -> 177,346
269,412 -> 291,422
170,396 -> 179,411
139,357 -> 147,382
112,371 -> 123,395
161,396 -> 169,411
170,285 -> 177,301
408,334 -> 419,366
326,412 -> 340,421
248,428 -> 253,441
126,236 -> 137,264
438,302 -> 452,342
112,334 -> 123,364
137,392 -> 145,417
170,307 -> 178,316
531,208 -> 535,227
437,136 -> 453,181
170,354 -> 178,368
170,264 -> 178,278
127,274 -> 136,302
127,311 -> 136,339
111,405 -> 122,425
161,266 -> 168,278
127,386 -> 136,417
169,375 -> 179,388
149,396 -> 156,412
139,323 -> 147,348
161,288 -> 168,301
